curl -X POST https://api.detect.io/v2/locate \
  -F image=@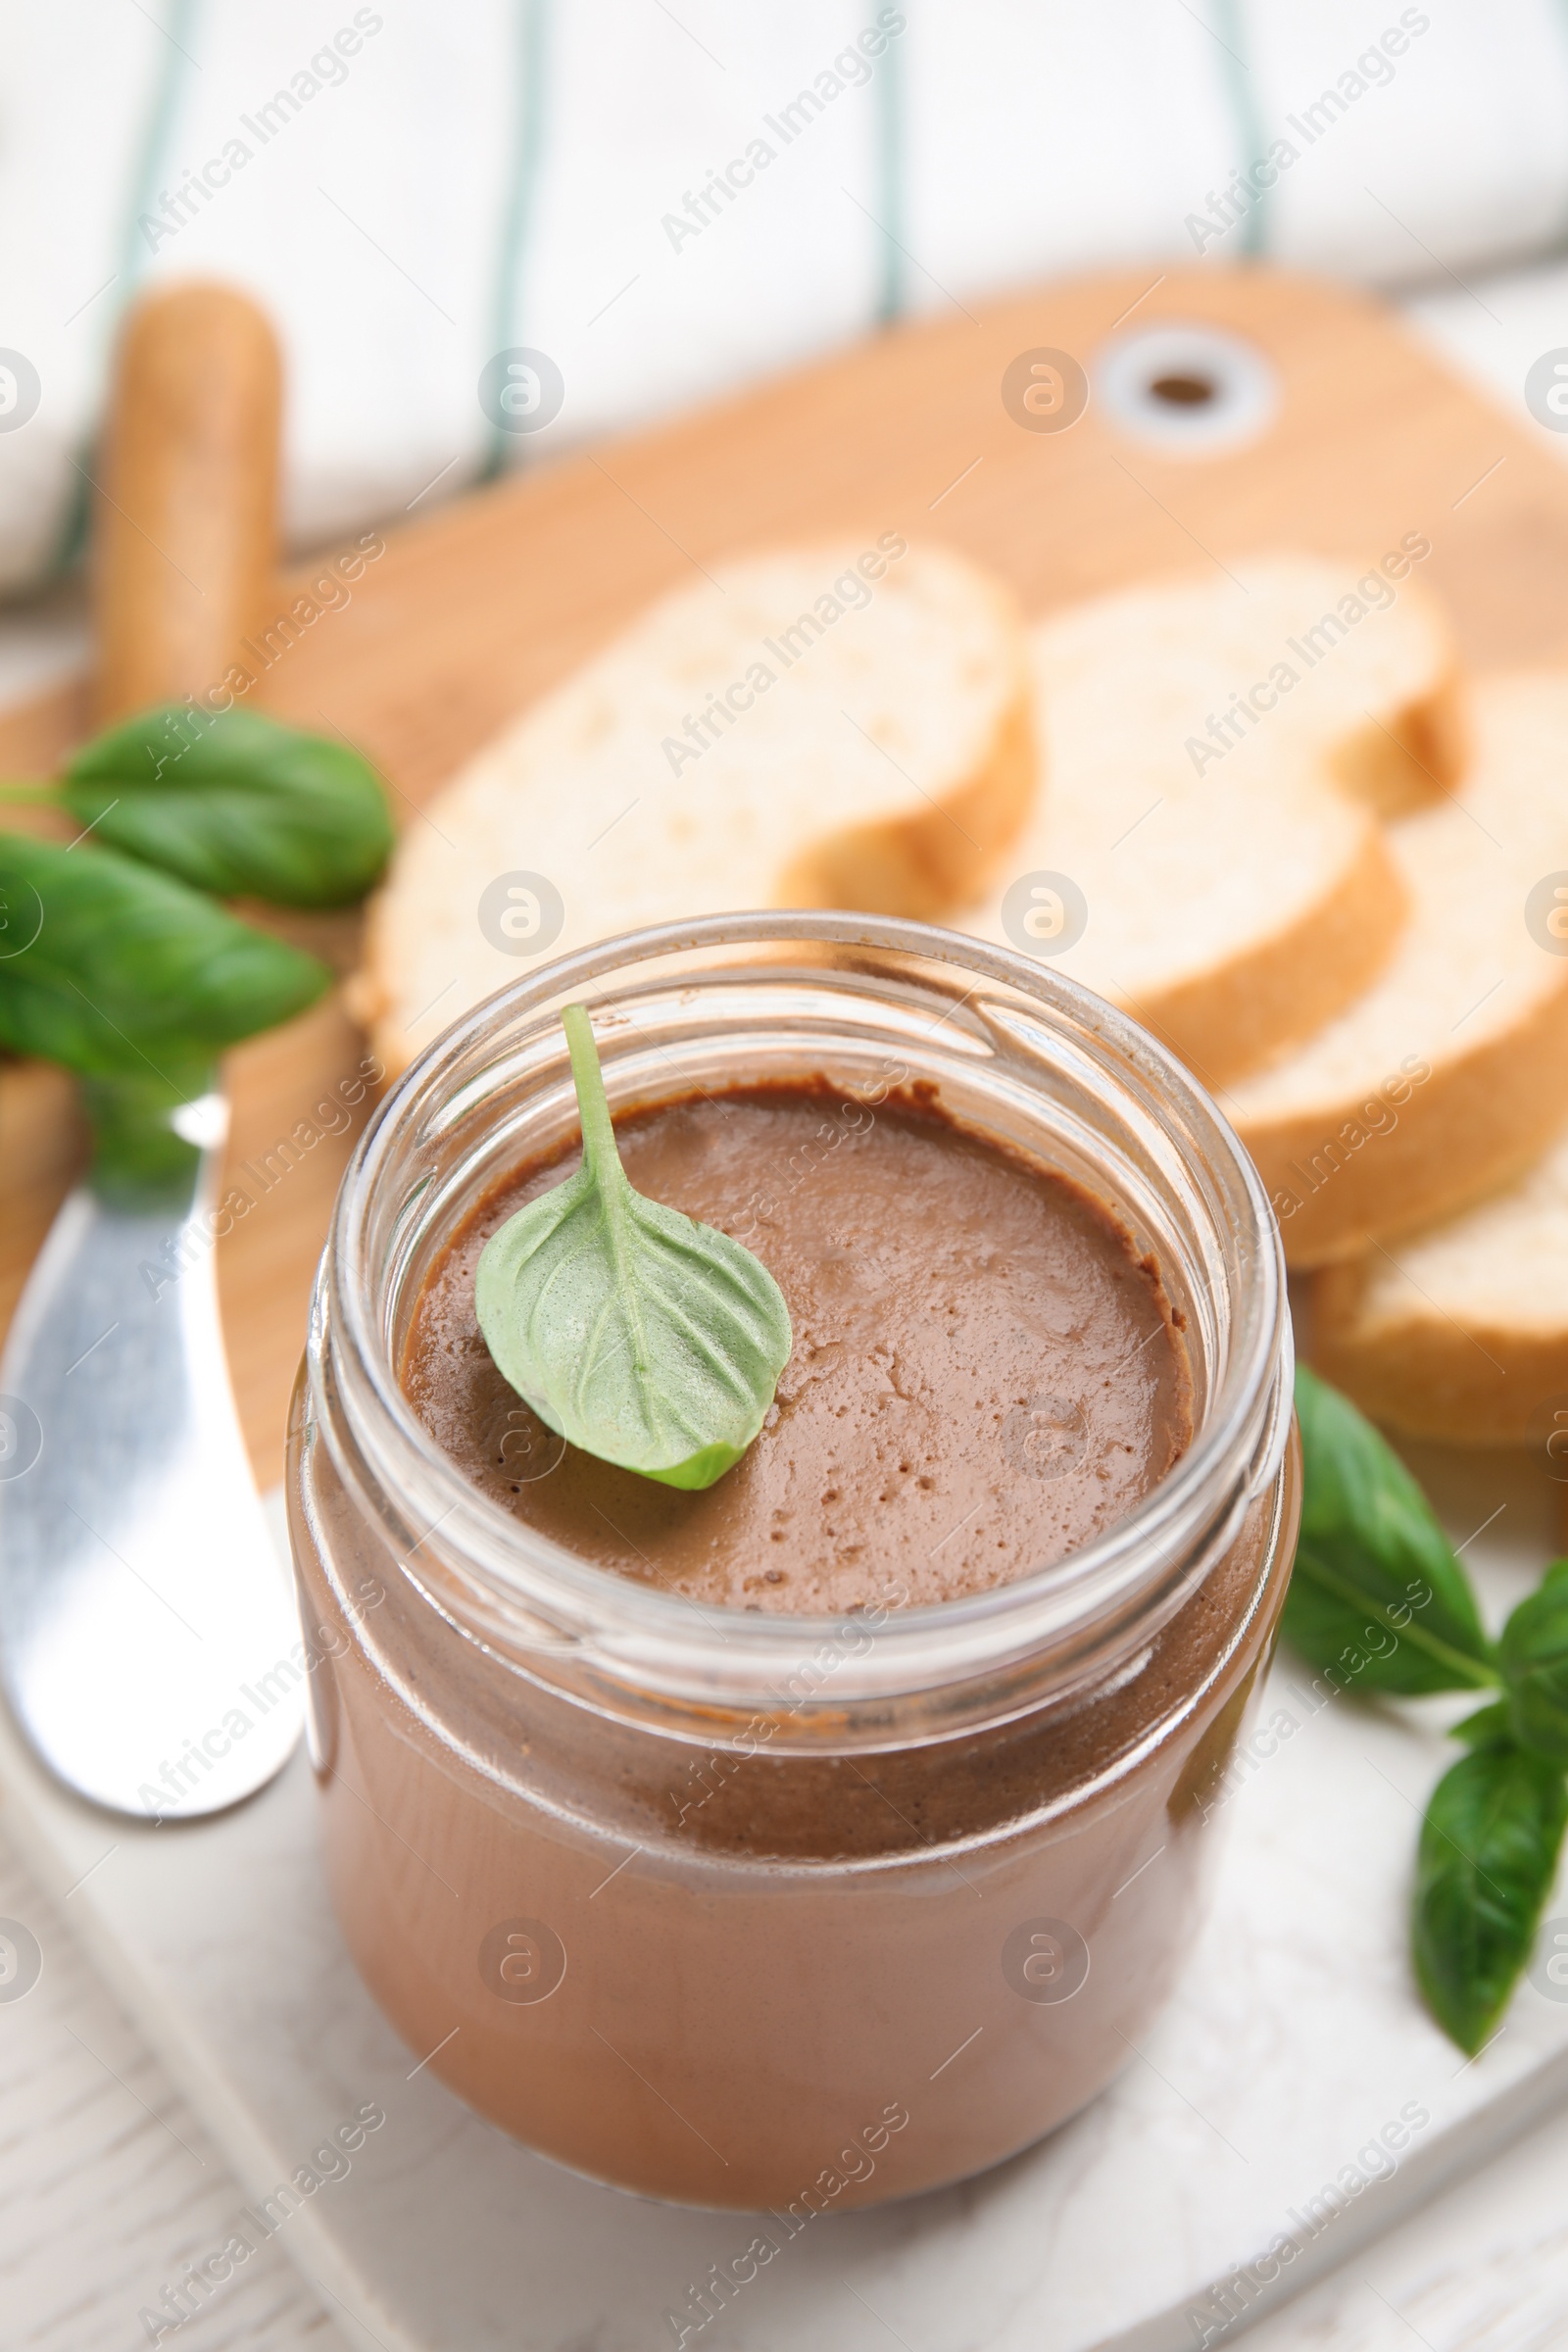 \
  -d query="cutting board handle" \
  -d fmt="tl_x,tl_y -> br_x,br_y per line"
93,281 -> 281,726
